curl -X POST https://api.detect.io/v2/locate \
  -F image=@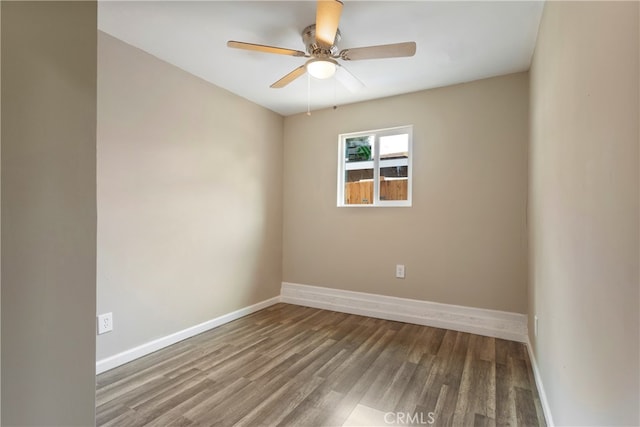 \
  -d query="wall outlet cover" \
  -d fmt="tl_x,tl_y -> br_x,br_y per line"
98,313 -> 113,335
